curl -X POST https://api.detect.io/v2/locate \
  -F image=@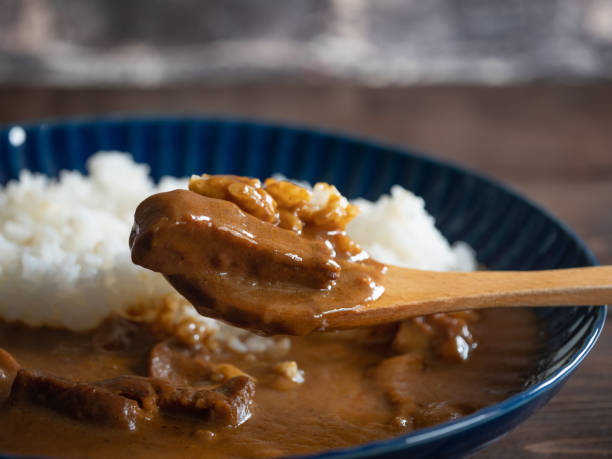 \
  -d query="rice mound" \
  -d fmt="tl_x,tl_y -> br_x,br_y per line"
348,187 -> 476,271
0,153 -> 187,330
0,152 -> 475,348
